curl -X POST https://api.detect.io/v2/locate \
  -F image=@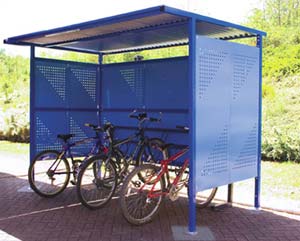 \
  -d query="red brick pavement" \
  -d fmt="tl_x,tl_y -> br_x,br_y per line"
0,172 -> 300,241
